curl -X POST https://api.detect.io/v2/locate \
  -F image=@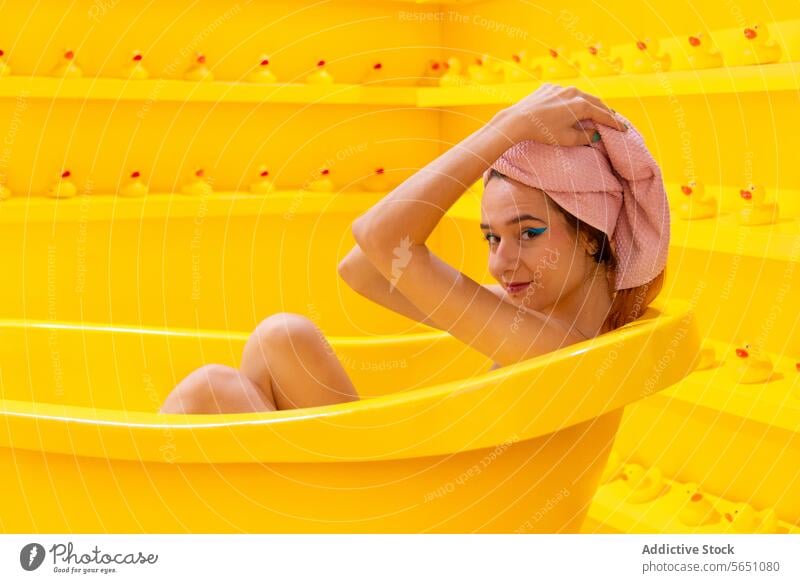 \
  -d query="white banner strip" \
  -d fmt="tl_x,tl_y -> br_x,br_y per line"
1,534 -> 797,582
